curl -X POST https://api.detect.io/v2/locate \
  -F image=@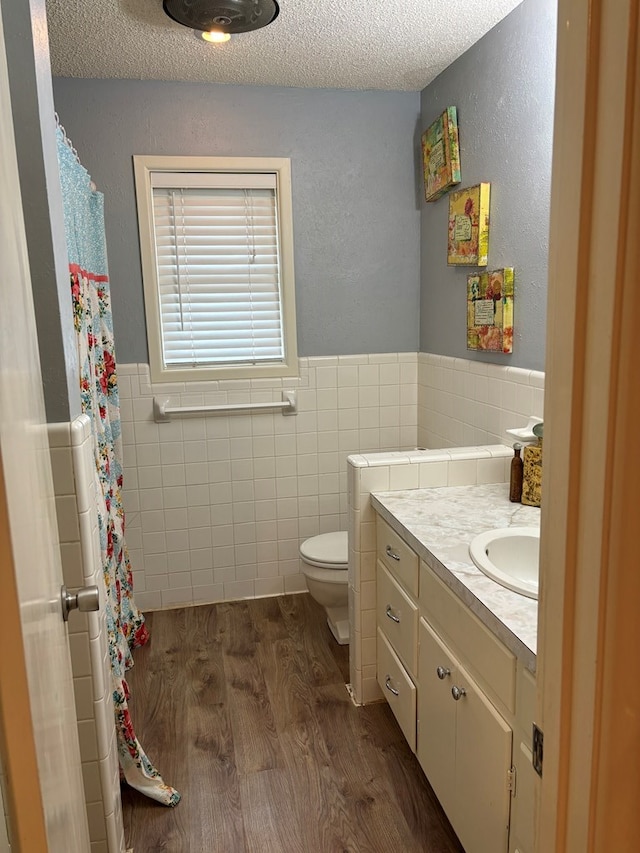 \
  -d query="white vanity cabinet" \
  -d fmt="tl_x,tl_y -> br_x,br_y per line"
374,512 -> 537,853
